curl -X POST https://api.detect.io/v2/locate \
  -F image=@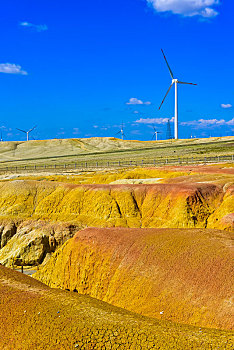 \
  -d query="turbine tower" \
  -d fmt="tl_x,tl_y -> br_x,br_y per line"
159,49 -> 197,140
151,126 -> 161,141
16,125 -> 37,141
115,122 -> 125,140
